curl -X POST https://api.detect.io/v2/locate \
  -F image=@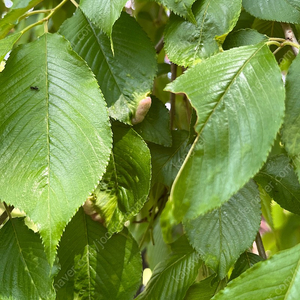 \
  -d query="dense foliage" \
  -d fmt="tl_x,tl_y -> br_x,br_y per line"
1,0 -> 300,299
